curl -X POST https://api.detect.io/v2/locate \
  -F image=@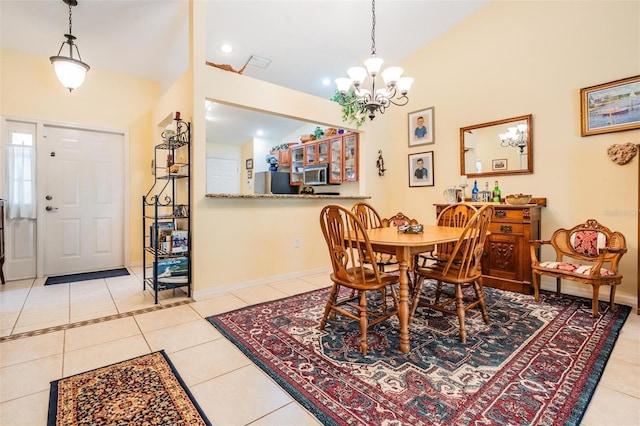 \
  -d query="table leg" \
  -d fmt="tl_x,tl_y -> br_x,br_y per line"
397,247 -> 410,353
